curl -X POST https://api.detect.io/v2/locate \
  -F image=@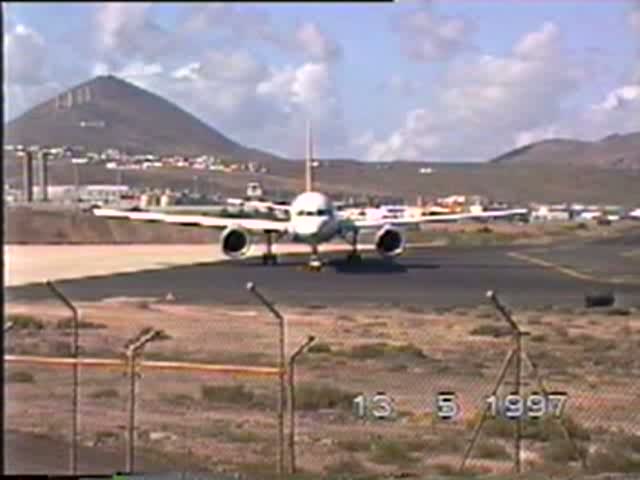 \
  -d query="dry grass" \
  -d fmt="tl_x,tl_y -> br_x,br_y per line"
4,300 -> 640,476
